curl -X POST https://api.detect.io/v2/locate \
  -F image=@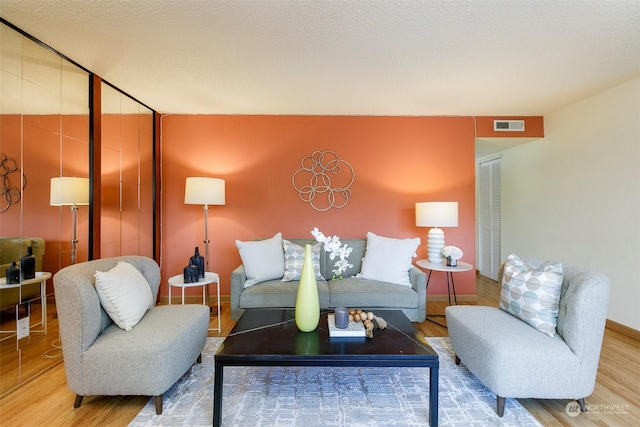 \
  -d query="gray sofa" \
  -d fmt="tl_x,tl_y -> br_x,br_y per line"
54,256 -> 210,415
445,261 -> 610,417
231,238 -> 427,322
